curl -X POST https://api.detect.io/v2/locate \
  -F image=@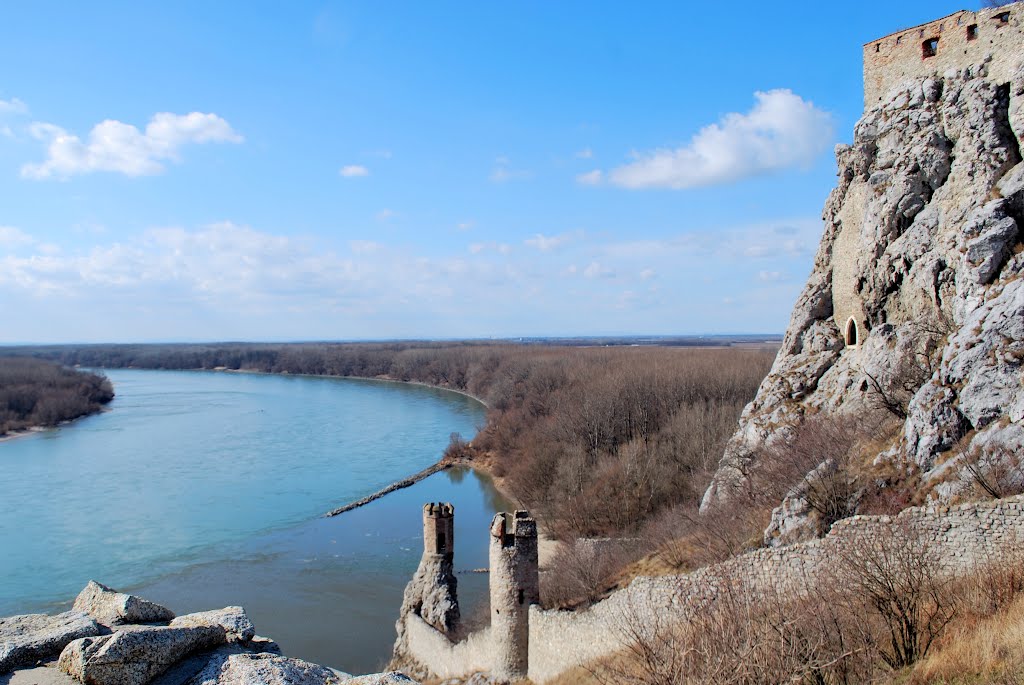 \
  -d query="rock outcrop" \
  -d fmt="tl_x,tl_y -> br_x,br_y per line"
702,57 -> 1024,543
2,582 -> 419,685
0,611 -> 100,674
58,626 -> 226,685
73,582 -> 175,627
391,554 -> 460,679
